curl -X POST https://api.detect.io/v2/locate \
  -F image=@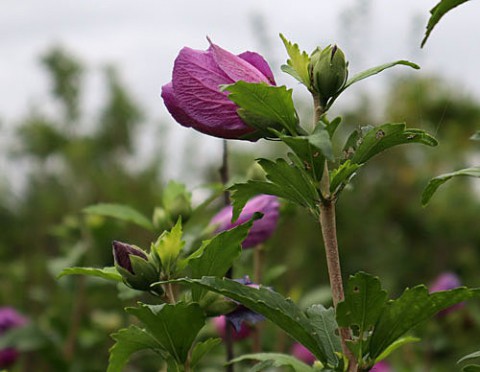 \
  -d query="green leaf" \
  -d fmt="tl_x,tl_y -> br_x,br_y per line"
458,350 -> 480,364
173,276 -> 340,367
279,33 -> 311,88
223,81 -> 299,136
162,181 -> 192,214
107,325 -> 162,372
190,338 -> 221,369
342,61 -> 419,93
276,127 -> 333,183
326,116 -> 342,138
421,0 -> 471,47
188,218 -> 254,300
336,272 -> 388,359
329,160 -> 362,194
152,219 -> 185,275
83,203 -> 153,231
126,302 -> 205,363
230,352 -> 315,372
306,305 -> 342,363
374,336 -> 420,364
351,123 -> 438,165
230,158 -> 320,221
463,365 -> 480,372
57,266 -> 122,282
369,286 -> 480,359
422,167 -> 480,206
